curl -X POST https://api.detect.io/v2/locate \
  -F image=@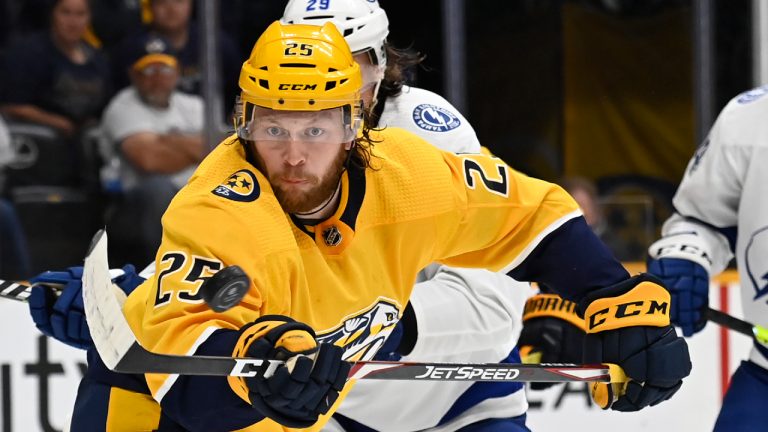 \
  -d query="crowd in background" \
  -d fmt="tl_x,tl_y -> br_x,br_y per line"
0,0 -> 290,277
0,0 -> 676,279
